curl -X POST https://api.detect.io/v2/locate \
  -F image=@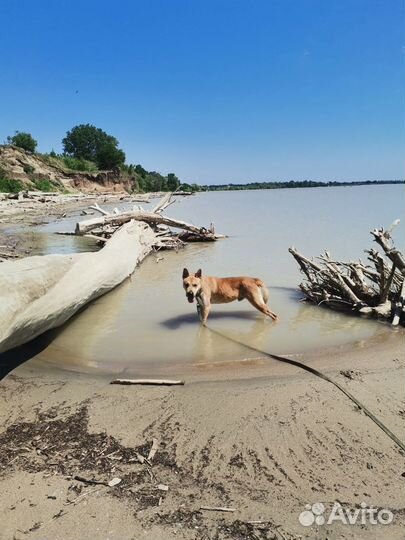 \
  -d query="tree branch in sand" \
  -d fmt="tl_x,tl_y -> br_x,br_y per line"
0,192 -> 224,353
110,379 -> 185,386
289,222 -> 405,325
